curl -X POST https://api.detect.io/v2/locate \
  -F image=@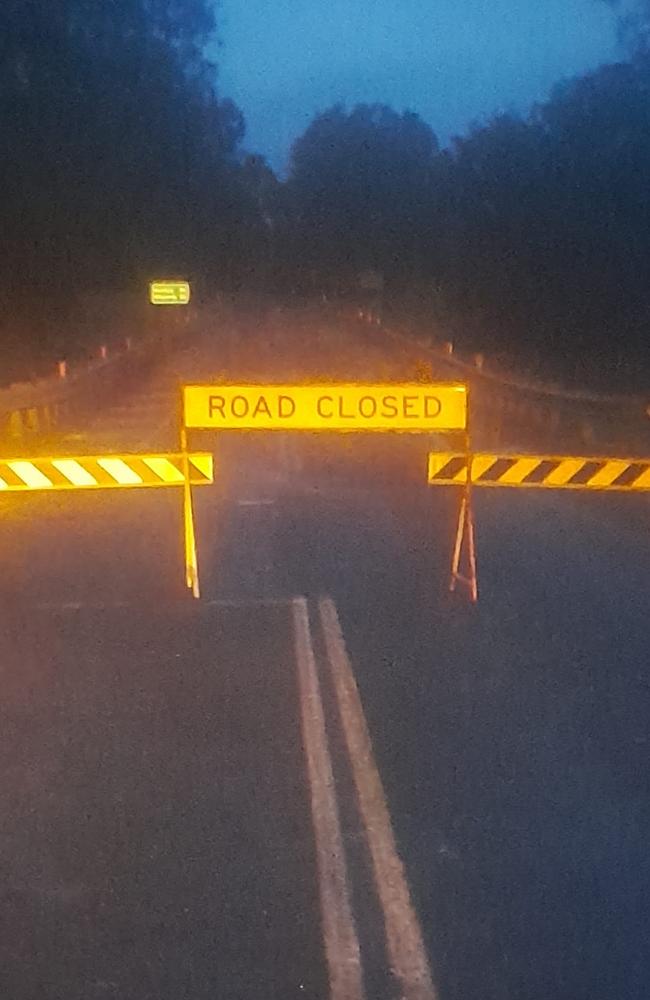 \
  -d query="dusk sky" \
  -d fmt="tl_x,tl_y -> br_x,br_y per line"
216,0 -> 621,173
